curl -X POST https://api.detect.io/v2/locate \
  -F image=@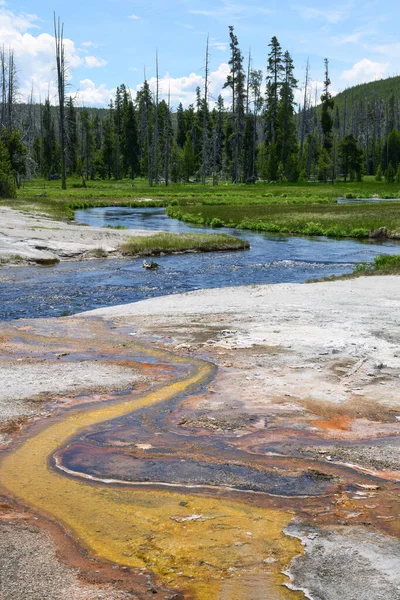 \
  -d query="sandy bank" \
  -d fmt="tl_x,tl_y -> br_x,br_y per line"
84,276 -> 400,403
0,206 -> 157,264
